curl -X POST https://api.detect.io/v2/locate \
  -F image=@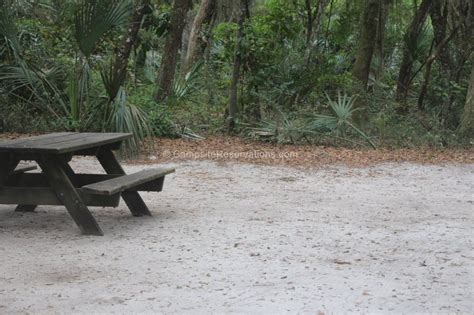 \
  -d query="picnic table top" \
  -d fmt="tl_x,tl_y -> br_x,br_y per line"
0,132 -> 132,154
